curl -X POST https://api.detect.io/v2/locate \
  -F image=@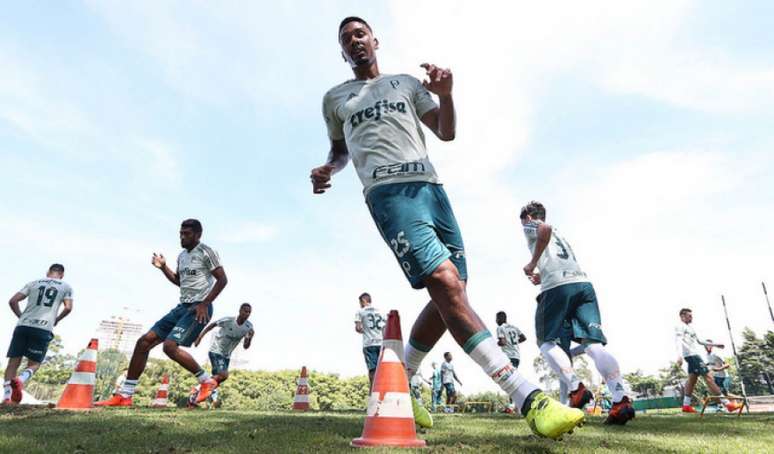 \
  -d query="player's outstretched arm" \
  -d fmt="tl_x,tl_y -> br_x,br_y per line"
244,329 -> 255,349
202,267 -> 228,306
419,63 -> 455,141
152,253 -> 180,286
311,139 -> 349,194
8,292 -> 25,318
194,322 -> 217,347
524,223 -> 552,281
518,333 -> 527,343
54,298 -> 73,326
